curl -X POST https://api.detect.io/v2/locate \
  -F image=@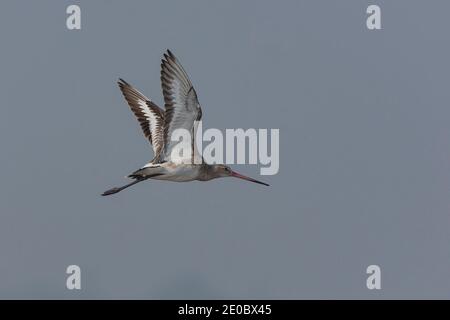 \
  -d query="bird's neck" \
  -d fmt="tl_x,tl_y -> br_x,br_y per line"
198,164 -> 216,181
